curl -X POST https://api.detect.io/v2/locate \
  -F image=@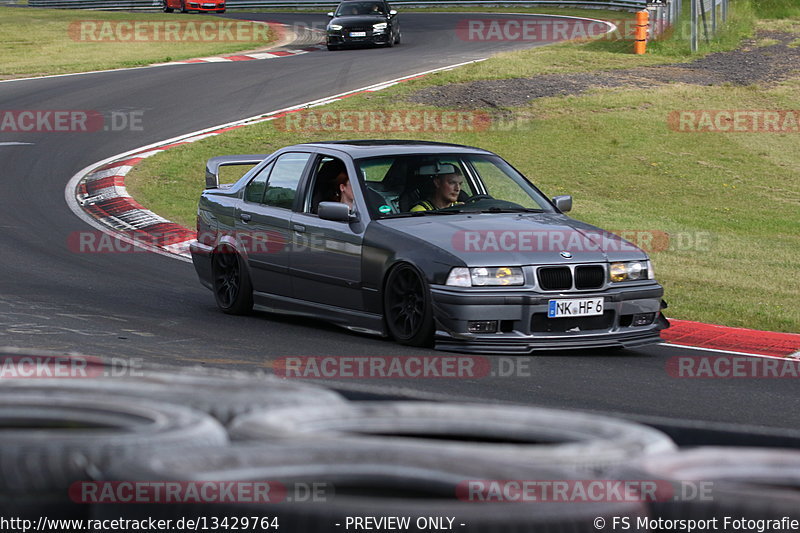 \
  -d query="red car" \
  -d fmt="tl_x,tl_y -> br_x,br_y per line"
163,0 -> 225,13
